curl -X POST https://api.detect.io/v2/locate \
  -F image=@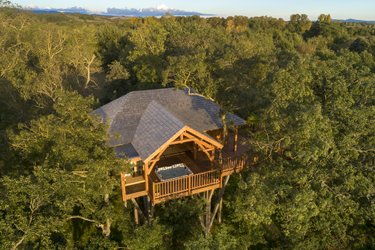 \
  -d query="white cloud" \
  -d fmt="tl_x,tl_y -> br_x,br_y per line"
156,4 -> 169,10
